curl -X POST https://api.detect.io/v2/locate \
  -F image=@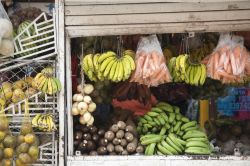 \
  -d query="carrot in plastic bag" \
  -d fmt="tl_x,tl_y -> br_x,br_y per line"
130,35 -> 172,87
